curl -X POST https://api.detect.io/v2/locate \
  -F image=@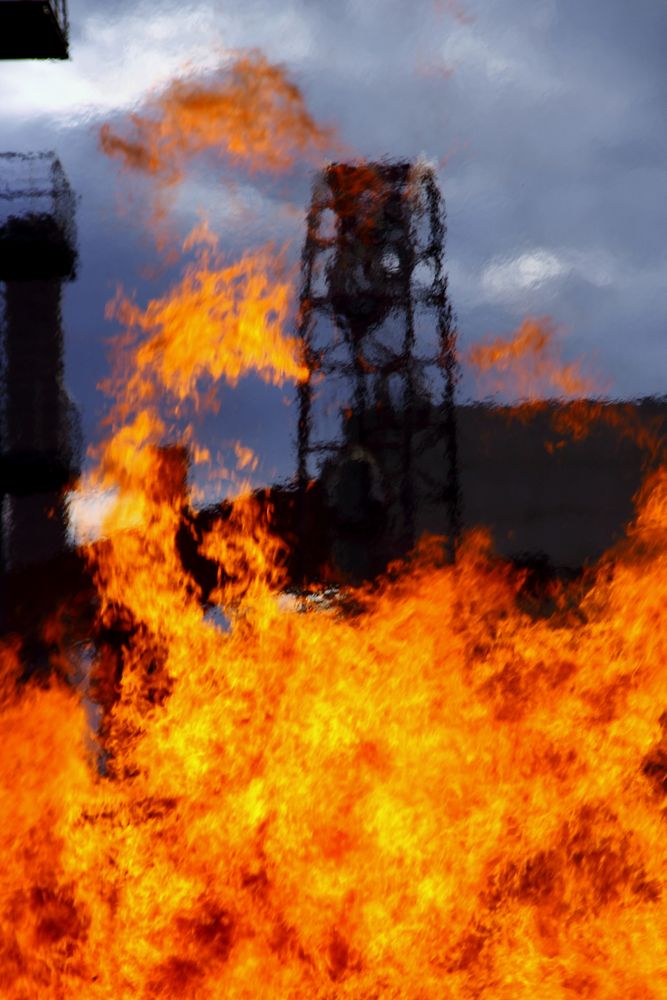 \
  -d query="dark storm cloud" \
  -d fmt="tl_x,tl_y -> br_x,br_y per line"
270,0 -> 667,397
1,0 -> 664,492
